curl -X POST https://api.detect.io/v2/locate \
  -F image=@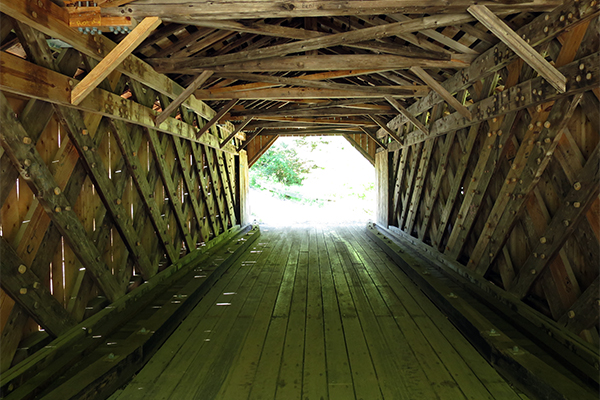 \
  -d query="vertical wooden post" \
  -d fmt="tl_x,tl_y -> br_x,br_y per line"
238,150 -> 251,225
375,151 -> 389,227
